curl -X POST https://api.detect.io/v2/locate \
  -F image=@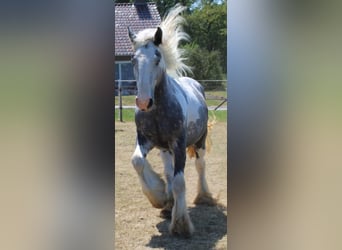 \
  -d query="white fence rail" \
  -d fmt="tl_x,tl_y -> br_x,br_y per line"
115,80 -> 227,122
